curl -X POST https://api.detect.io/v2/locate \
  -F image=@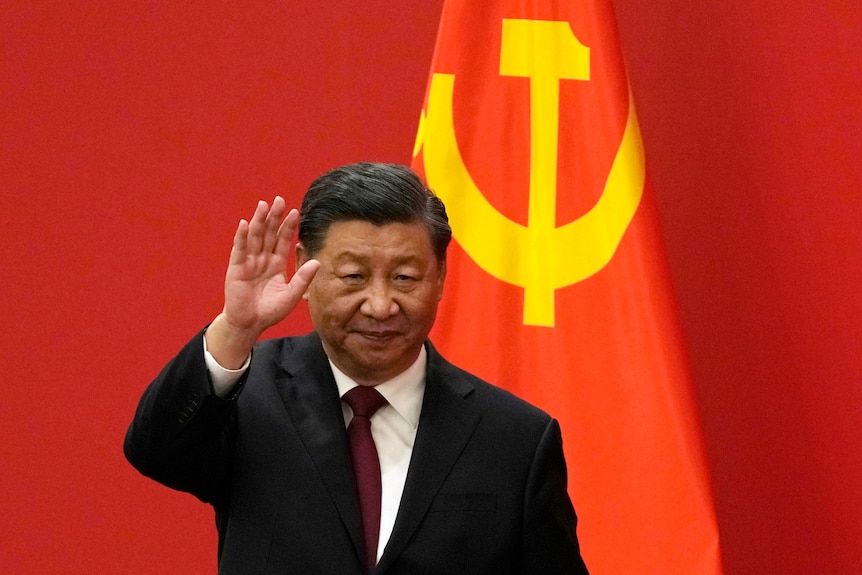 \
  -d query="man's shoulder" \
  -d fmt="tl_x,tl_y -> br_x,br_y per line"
251,332 -> 326,371
255,332 -> 320,353
469,370 -> 552,424
425,341 -> 552,425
